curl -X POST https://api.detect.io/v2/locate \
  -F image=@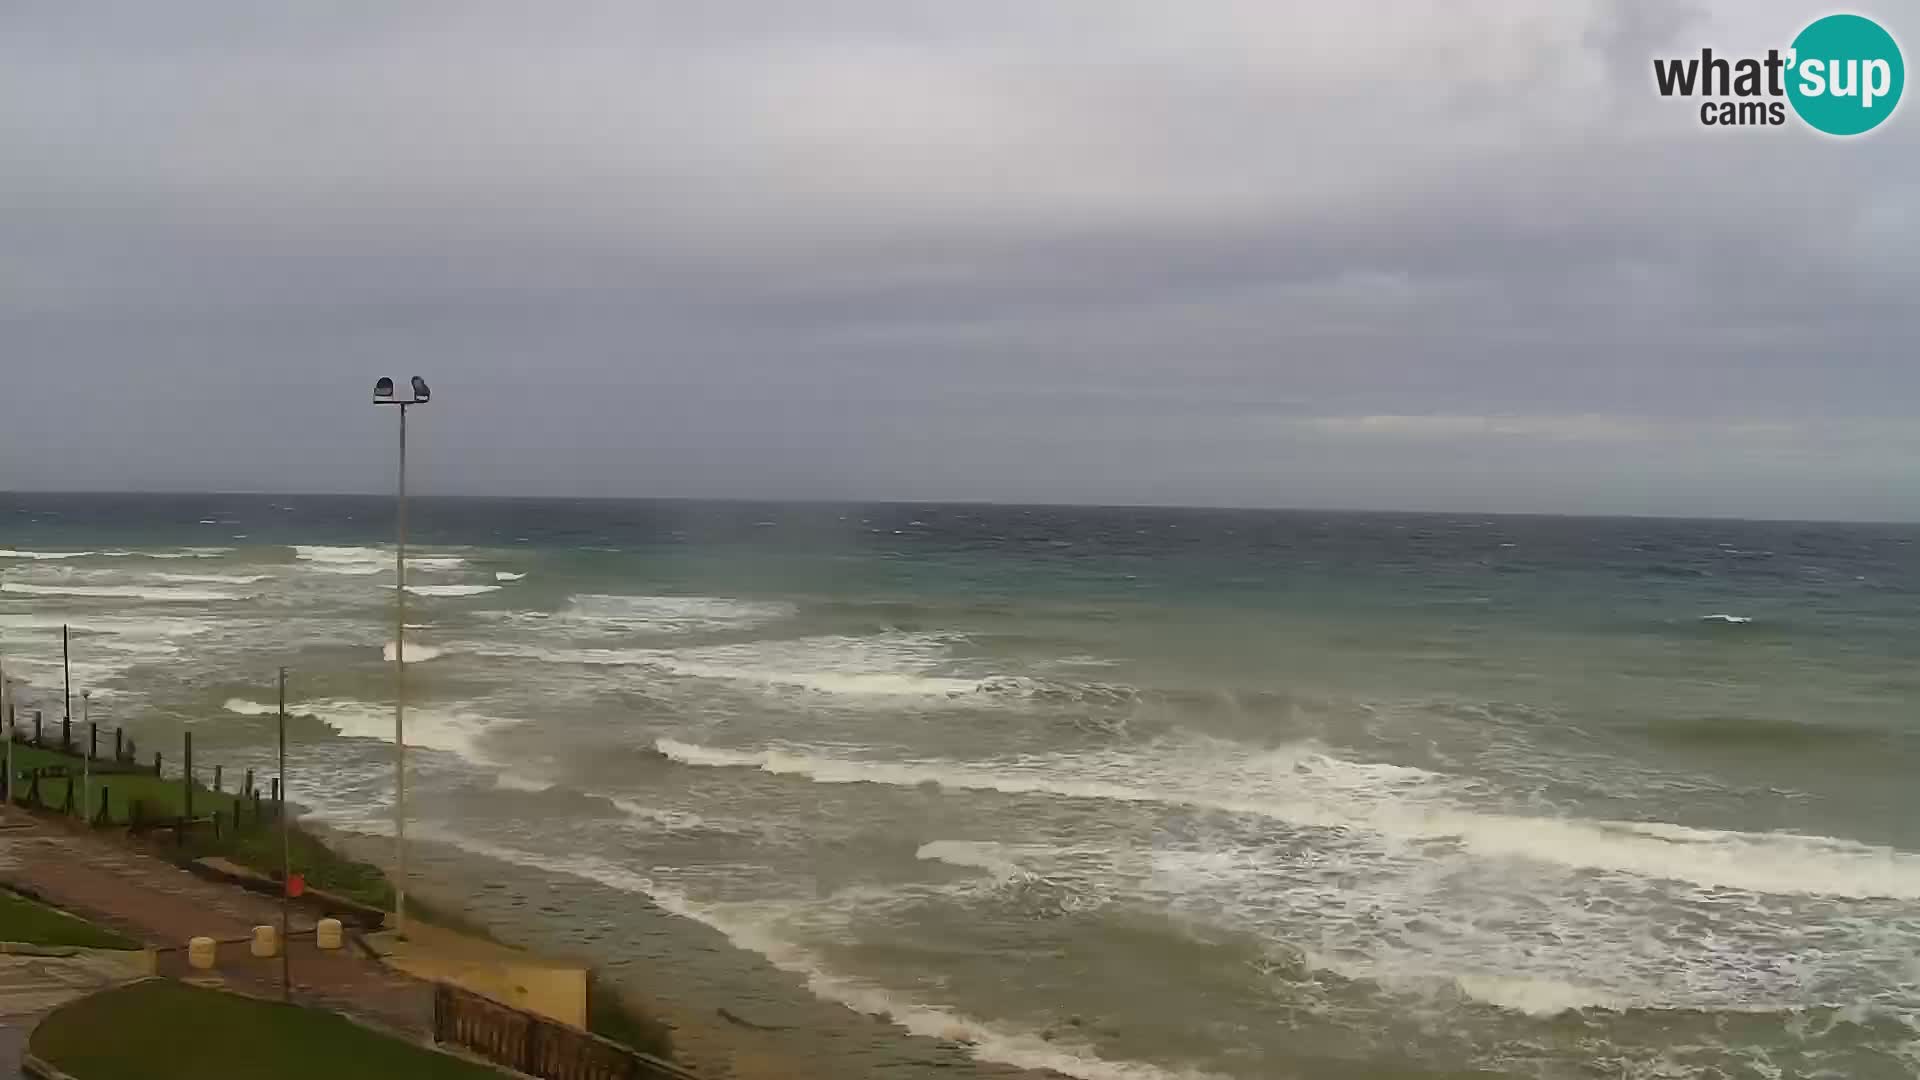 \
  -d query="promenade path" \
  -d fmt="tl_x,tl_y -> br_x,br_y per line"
0,806 -> 432,1059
